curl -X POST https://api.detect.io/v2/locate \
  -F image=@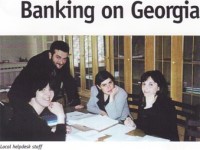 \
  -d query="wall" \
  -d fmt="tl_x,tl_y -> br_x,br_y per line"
0,36 -> 43,62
